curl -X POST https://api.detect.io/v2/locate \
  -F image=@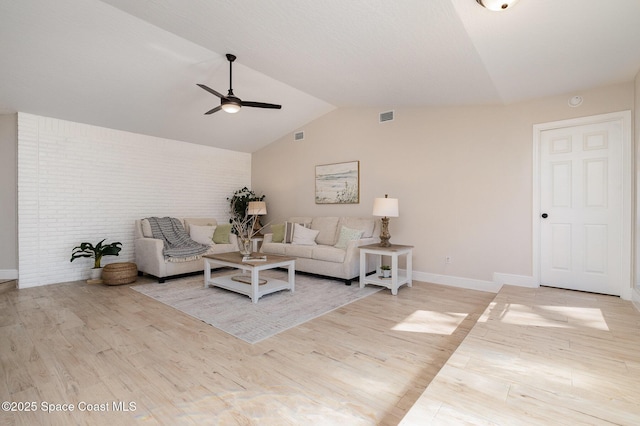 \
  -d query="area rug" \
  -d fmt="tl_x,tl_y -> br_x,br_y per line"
131,270 -> 381,343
